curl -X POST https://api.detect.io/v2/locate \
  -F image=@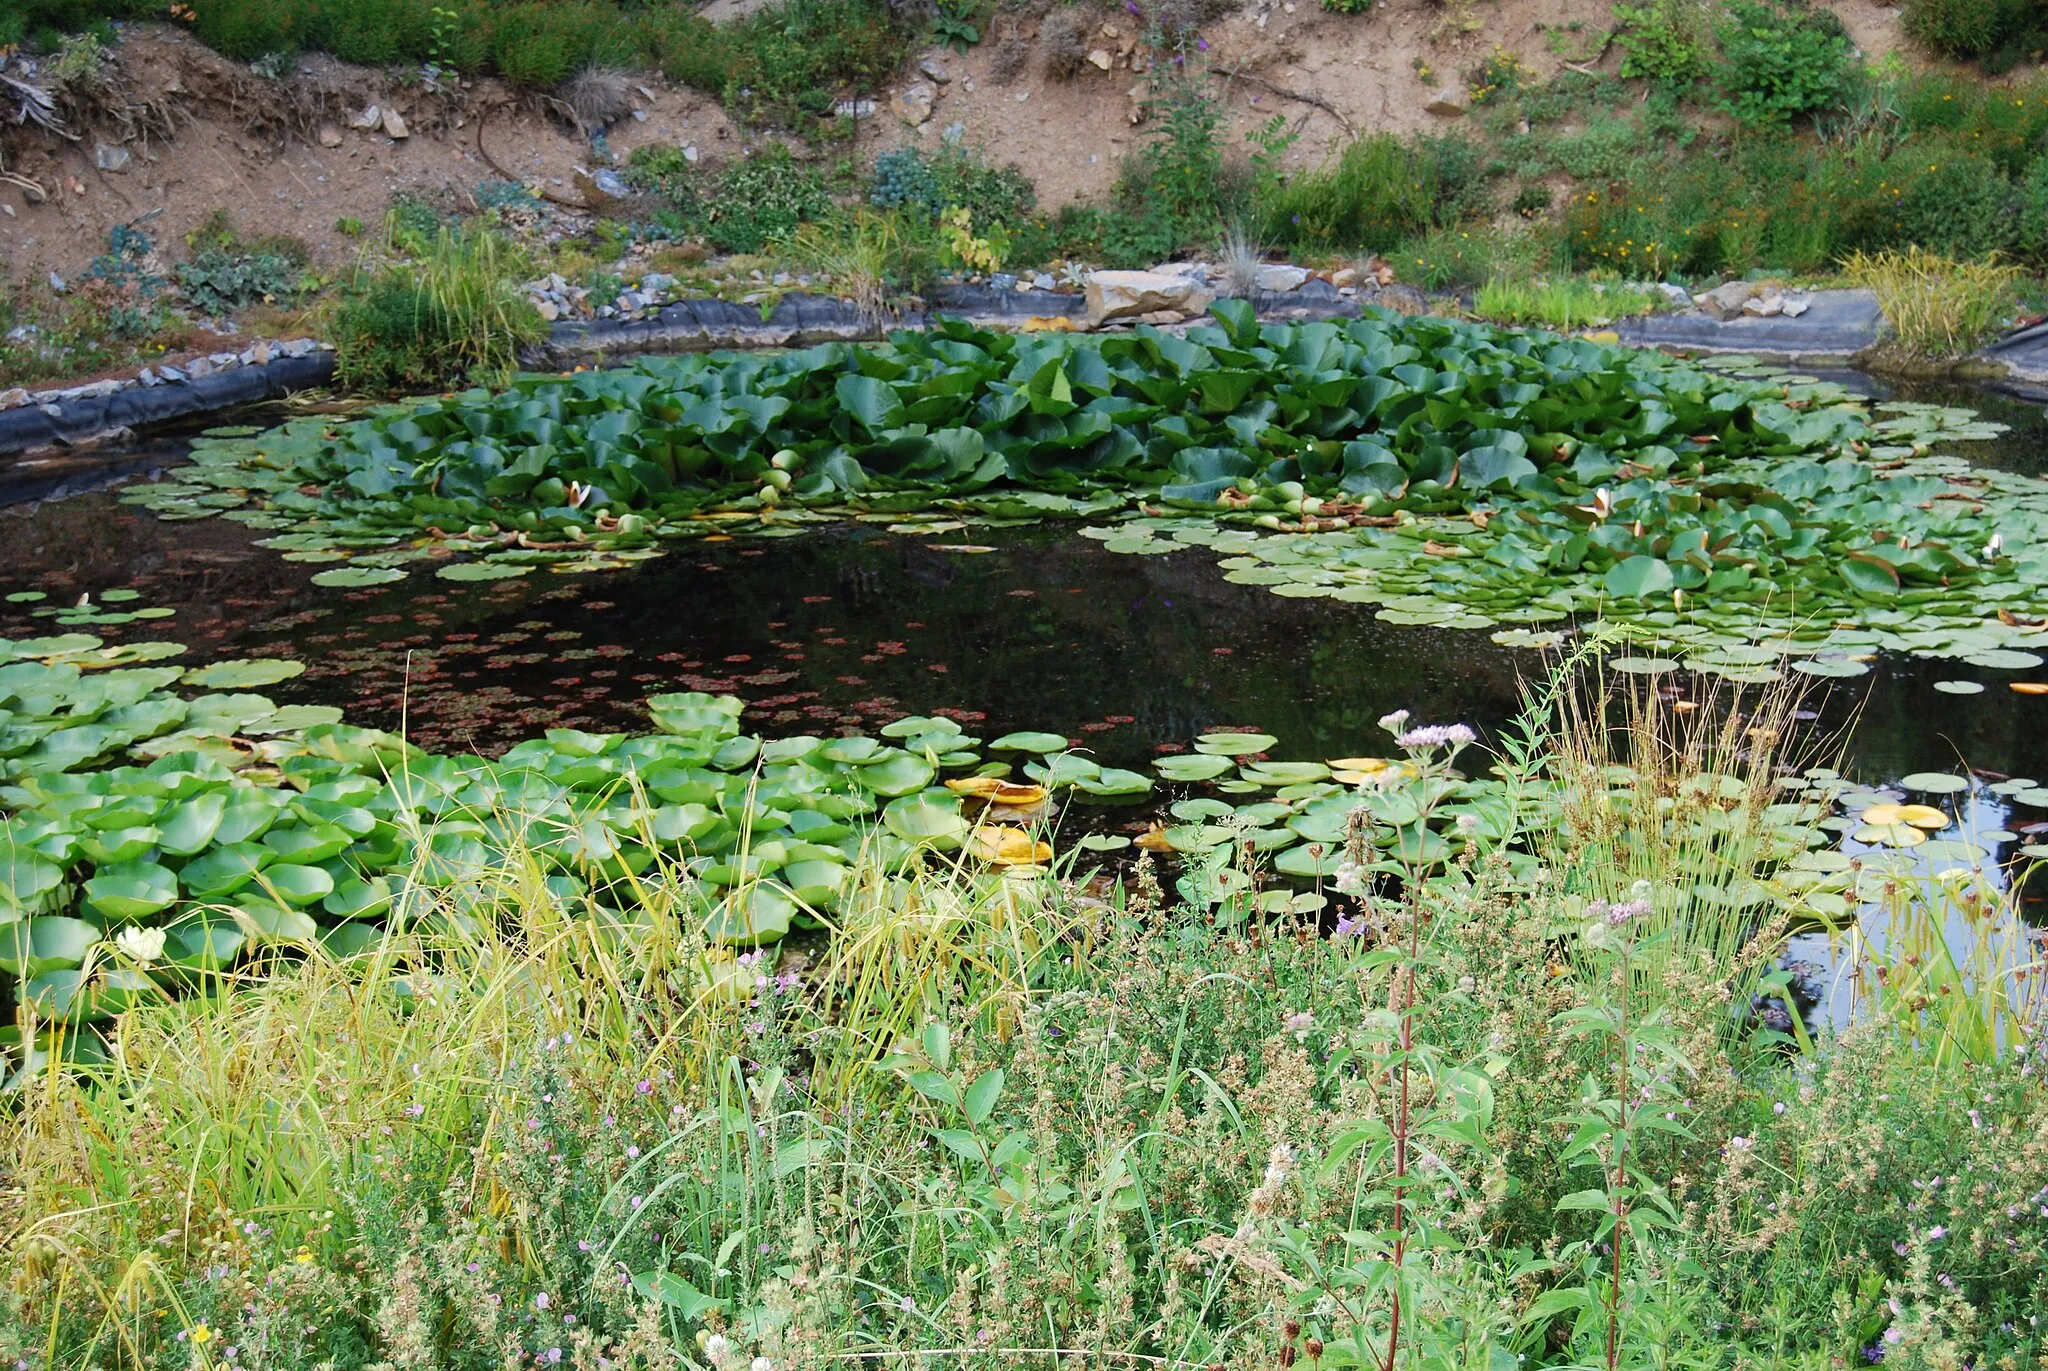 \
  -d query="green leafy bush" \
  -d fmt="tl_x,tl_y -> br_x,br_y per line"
699,147 -> 833,254
1887,145 -> 2018,259
1612,0 -> 1712,88
1714,0 -> 1853,126
867,147 -> 1036,229
1901,0 -> 2038,59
